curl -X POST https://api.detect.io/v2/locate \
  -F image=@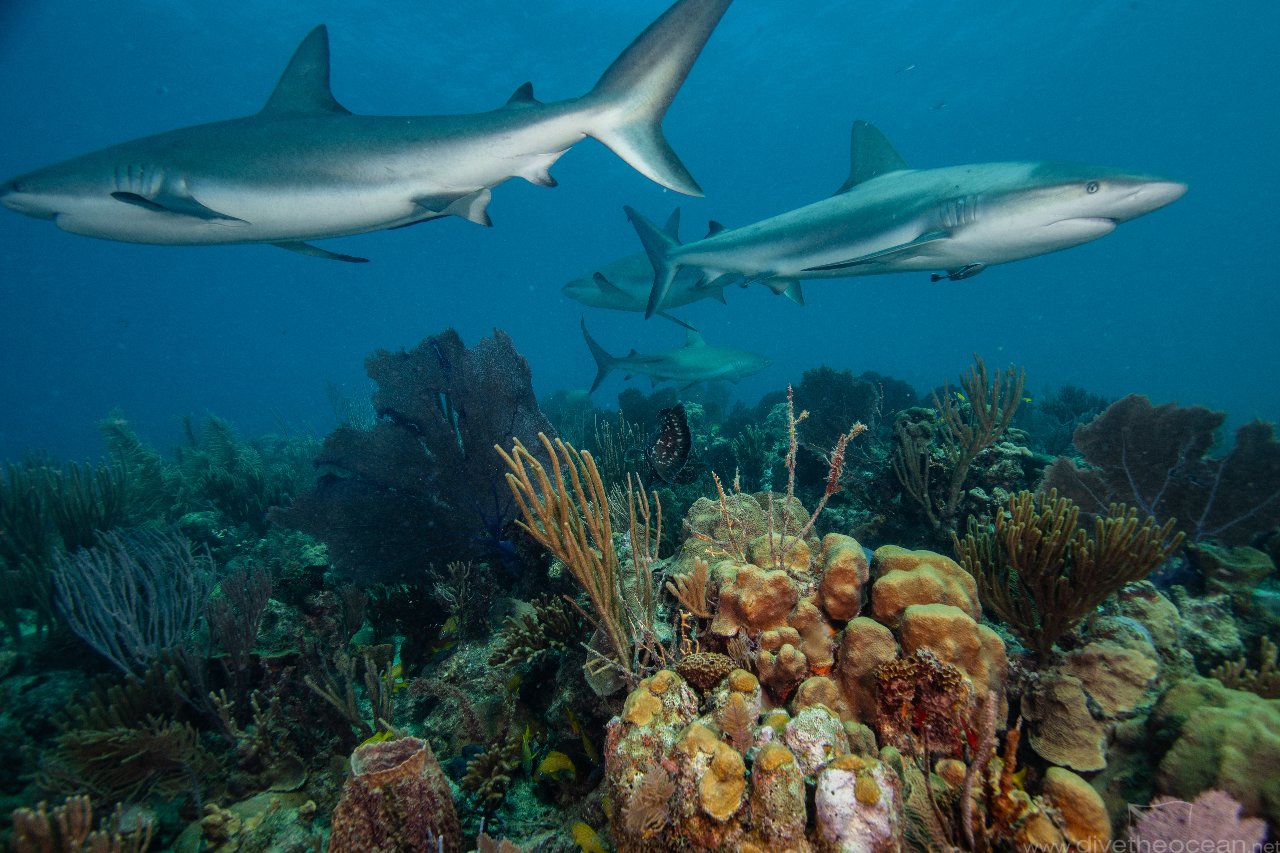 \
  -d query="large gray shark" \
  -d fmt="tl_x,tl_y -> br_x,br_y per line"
0,0 -> 733,262
581,318 -> 769,393
563,208 -> 738,329
629,121 -> 1187,316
